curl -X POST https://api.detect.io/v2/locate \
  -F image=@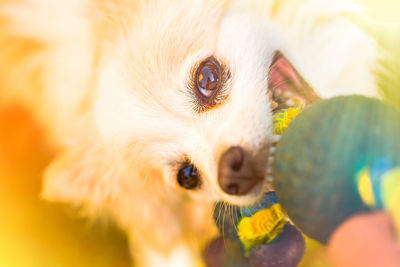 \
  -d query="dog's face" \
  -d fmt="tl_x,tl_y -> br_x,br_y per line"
41,0 -> 377,213
89,0 -> 317,206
